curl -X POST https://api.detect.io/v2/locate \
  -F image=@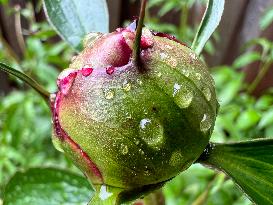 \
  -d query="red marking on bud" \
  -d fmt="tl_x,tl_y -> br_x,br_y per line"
51,92 -> 103,182
152,32 -> 188,47
81,67 -> 93,77
140,36 -> 154,49
57,70 -> 77,95
106,66 -> 115,75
